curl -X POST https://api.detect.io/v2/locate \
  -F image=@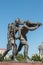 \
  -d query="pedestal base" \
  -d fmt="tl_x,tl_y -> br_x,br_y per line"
0,62 -> 43,65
